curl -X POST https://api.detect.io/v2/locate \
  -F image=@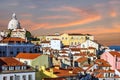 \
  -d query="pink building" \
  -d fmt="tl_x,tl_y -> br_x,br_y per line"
101,51 -> 120,70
